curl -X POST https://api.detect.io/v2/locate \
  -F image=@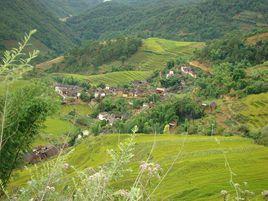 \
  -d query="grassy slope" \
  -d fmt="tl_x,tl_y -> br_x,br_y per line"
10,134 -> 268,200
100,38 -> 204,71
53,38 -> 203,86
232,93 -> 268,130
246,32 -> 268,45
